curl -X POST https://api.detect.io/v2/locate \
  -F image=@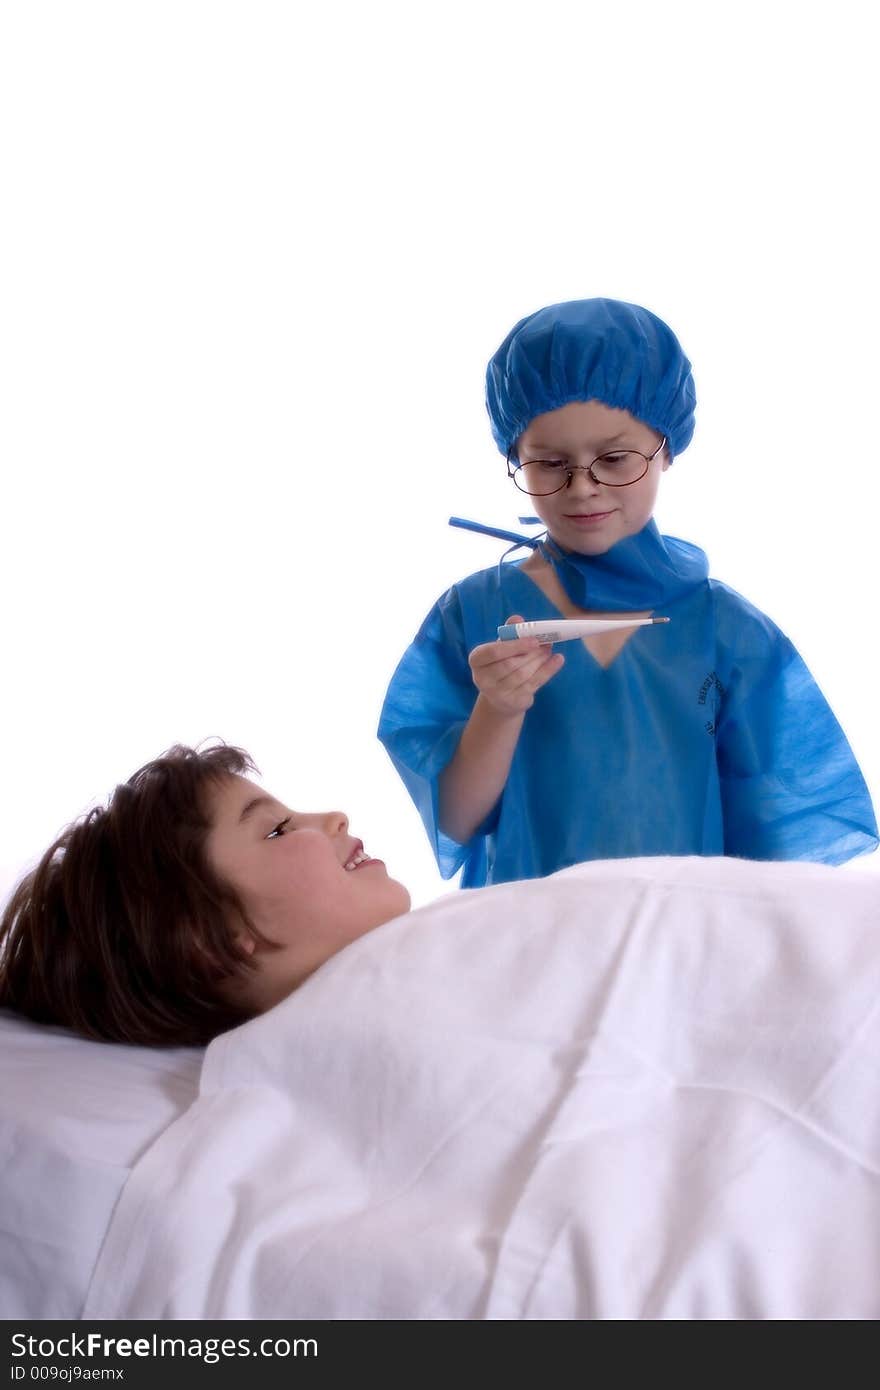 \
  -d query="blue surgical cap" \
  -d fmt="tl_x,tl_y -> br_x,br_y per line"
485,298 -> 696,460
